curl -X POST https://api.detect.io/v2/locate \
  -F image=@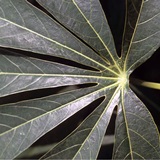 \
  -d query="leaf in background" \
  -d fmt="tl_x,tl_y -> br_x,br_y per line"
113,87 -> 160,159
